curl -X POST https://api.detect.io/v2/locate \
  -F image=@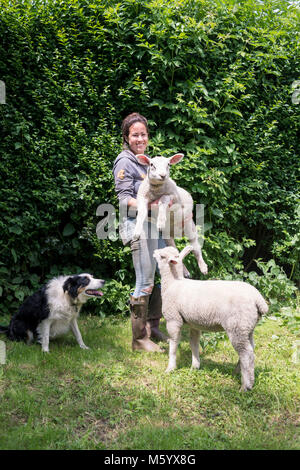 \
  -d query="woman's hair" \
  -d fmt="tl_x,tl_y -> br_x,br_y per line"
121,112 -> 149,148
